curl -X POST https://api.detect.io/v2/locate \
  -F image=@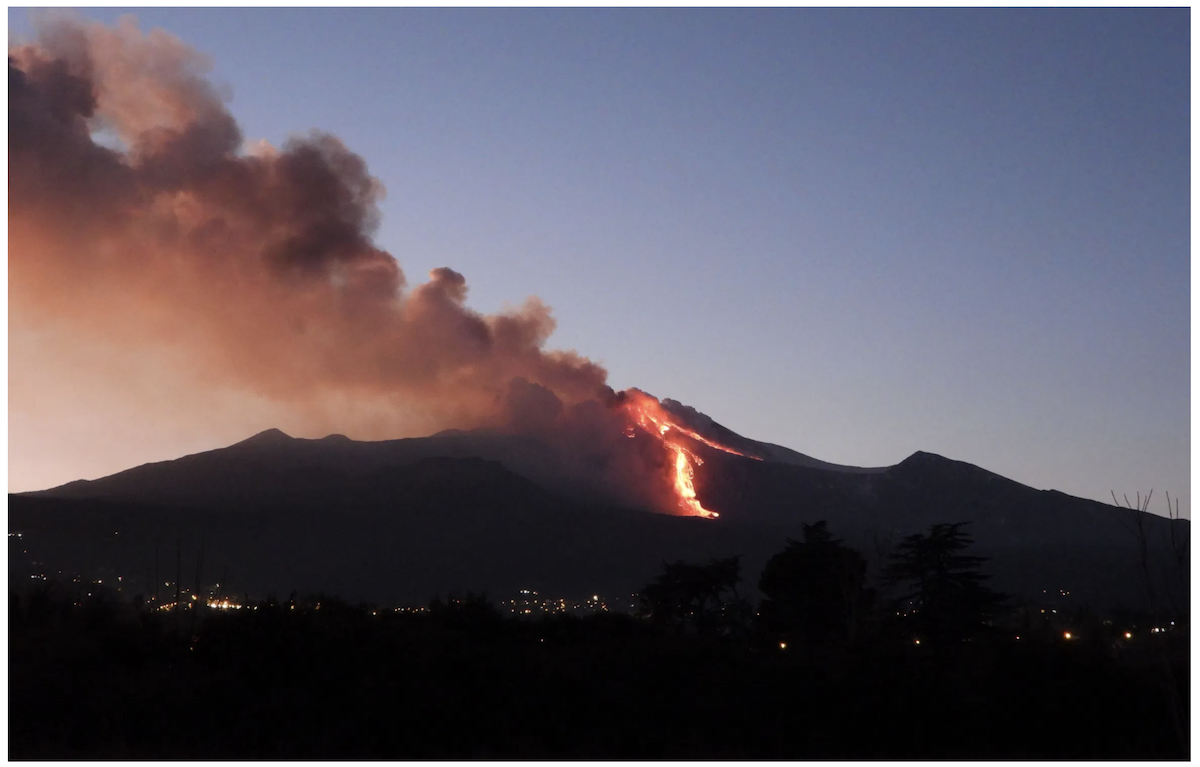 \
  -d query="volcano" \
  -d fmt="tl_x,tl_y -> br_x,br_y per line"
10,397 -> 1187,611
